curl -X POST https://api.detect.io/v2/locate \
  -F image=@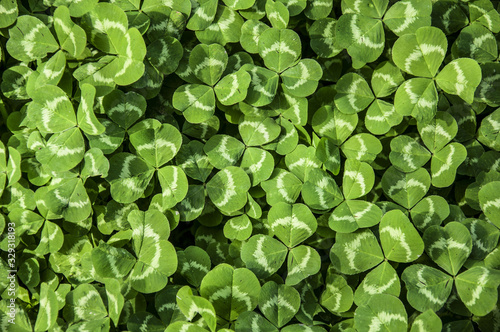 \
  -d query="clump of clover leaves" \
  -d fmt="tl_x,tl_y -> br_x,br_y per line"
2,0 -> 500,331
